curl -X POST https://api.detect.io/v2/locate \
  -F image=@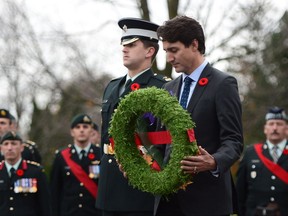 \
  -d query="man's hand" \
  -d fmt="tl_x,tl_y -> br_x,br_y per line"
180,146 -> 217,174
